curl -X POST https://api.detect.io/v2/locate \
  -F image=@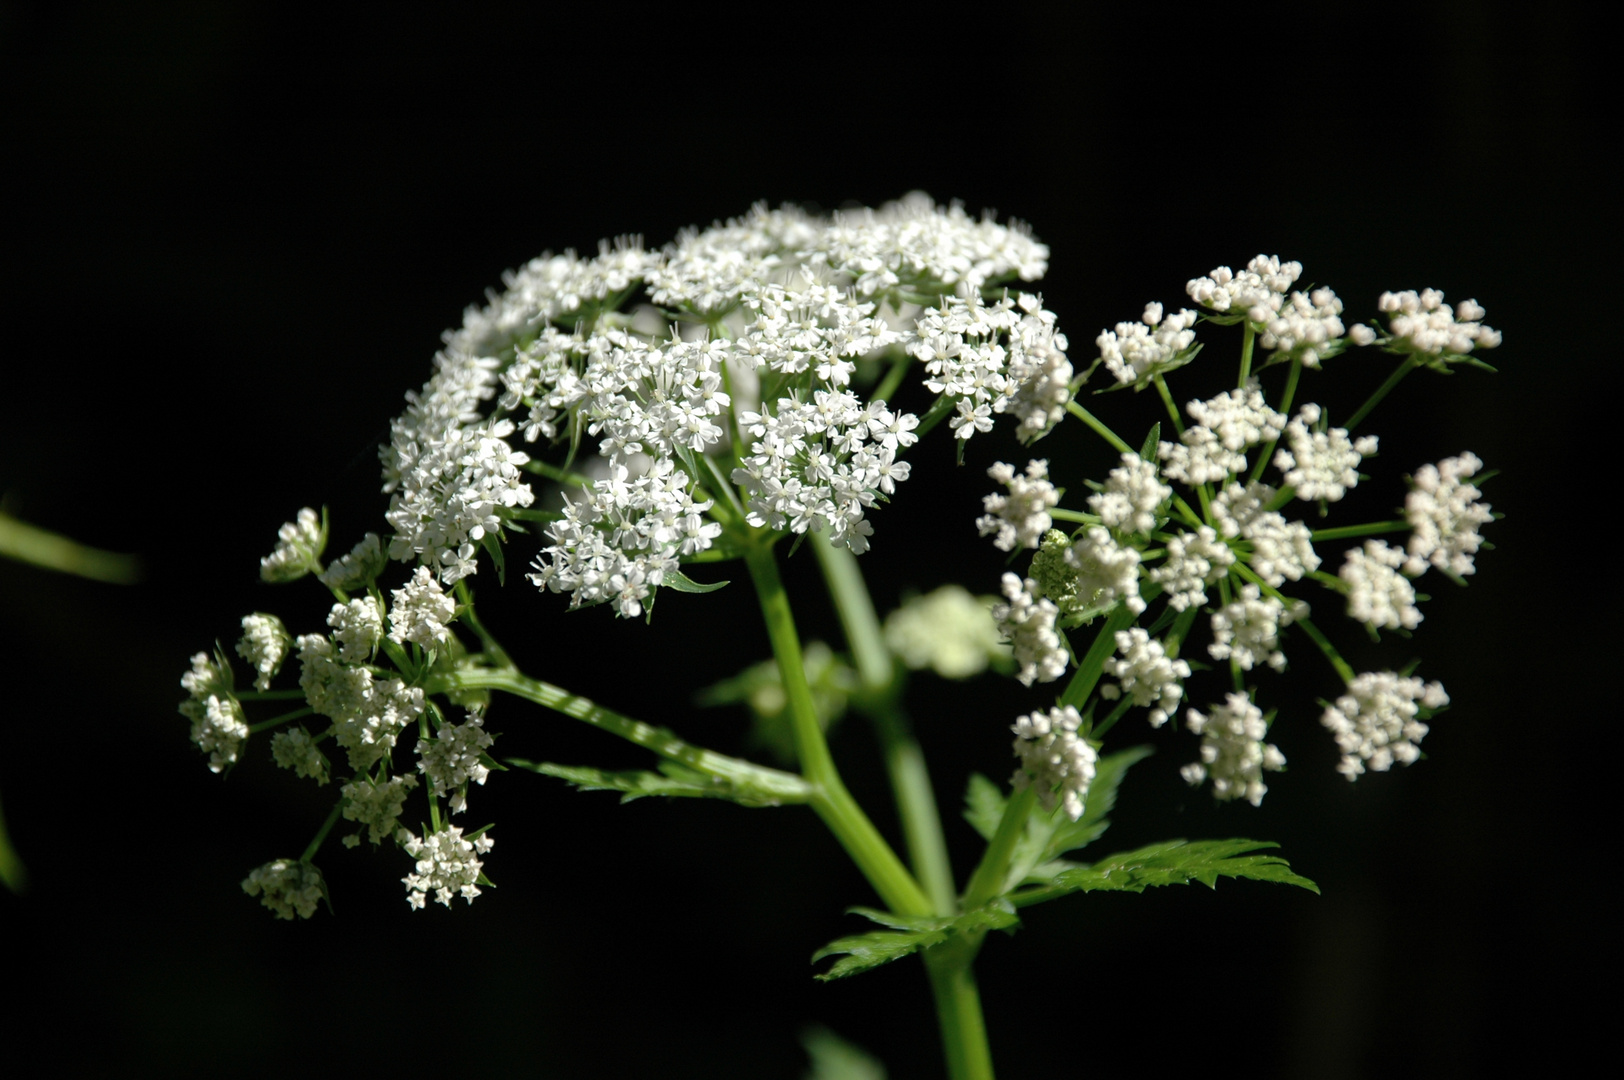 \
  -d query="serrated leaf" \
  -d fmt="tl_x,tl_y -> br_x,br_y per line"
962,773 -> 1005,842
1015,839 -> 1319,906
1040,745 -> 1152,863
508,759 -> 770,806
663,567 -> 730,594
812,903 -> 1020,981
